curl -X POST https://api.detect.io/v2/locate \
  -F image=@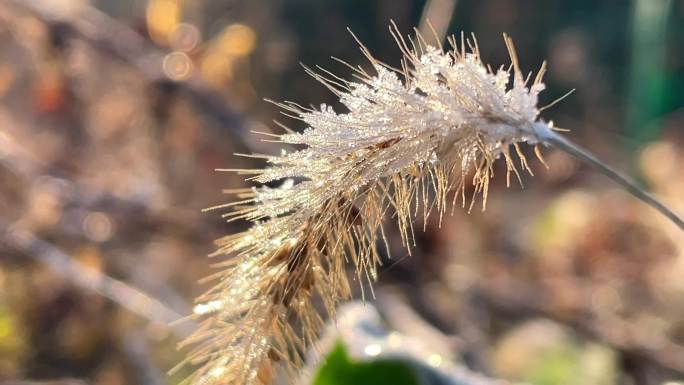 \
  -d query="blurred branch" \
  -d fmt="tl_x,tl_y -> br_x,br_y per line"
0,217 -> 197,339
418,0 -> 458,44
376,290 -> 459,361
122,331 -> 168,385
0,138 -> 218,244
2,0 -> 256,152
0,381 -> 89,385
0,147 -> 217,319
